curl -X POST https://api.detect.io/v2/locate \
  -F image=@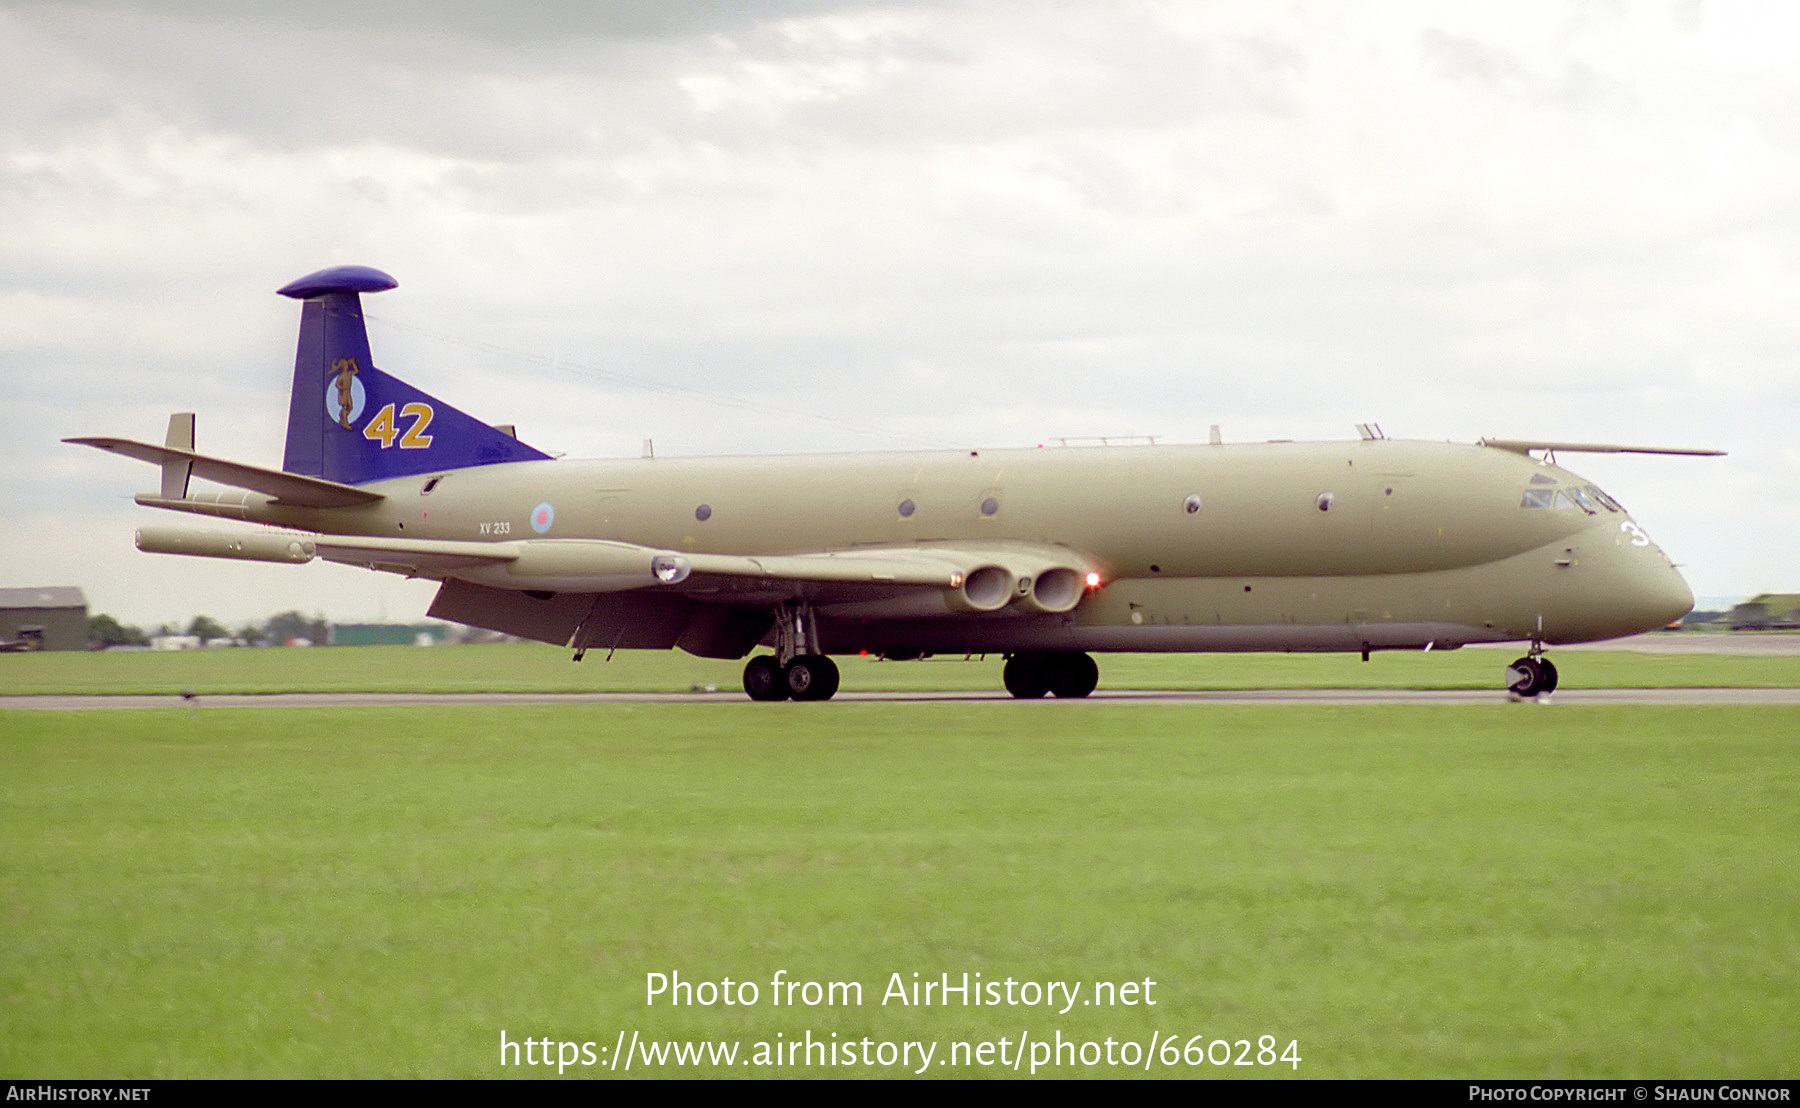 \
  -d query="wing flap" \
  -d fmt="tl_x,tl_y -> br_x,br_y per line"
683,550 -> 965,589
311,535 -> 522,576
